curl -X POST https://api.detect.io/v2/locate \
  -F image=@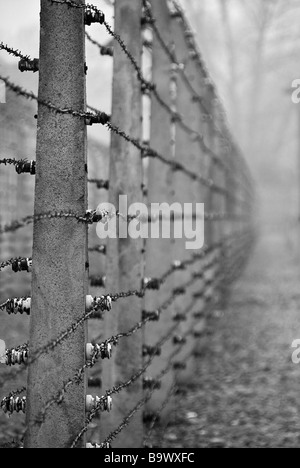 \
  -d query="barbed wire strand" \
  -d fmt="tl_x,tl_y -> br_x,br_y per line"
2,250 -> 219,384
0,158 -> 27,167
22,261 -> 208,438
70,321 -> 191,448
43,0 -> 253,192
0,73 -> 252,203
87,179 -> 109,190
24,348 -> 100,433
0,42 -> 29,60
0,234 -> 253,444
0,0 -> 255,448
98,345 -> 194,448
0,209 -> 112,236
8,241 -> 216,366
68,270 -> 217,447
85,32 -> 113,56
0,75 -> 110,123
49,3 -> 251,193
142,0 -> 254,194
